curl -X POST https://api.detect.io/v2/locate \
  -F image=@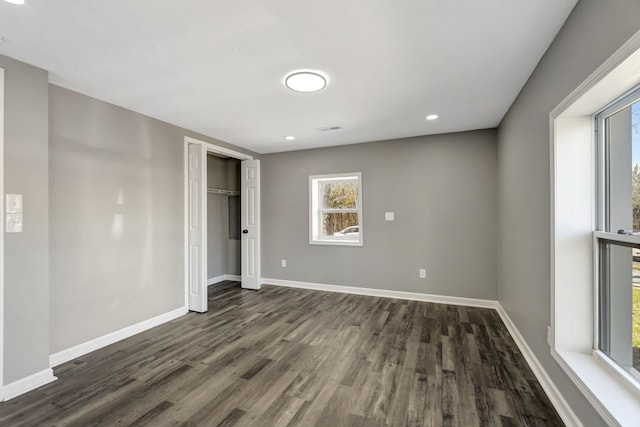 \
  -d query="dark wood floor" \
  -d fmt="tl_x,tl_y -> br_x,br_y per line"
0,282 -> 563,426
